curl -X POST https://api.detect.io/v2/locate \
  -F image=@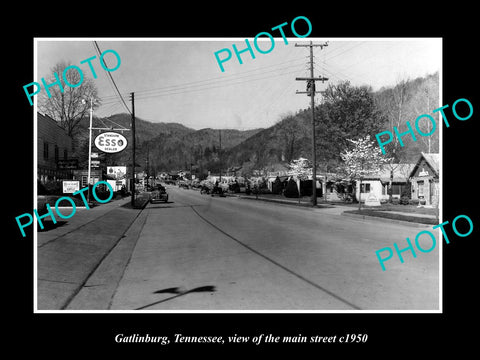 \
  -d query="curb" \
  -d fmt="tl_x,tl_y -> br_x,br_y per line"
237,194 -> 310,205
341,211 -> 434,228
121,194 -> 151,210
235,194 -> 339,211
